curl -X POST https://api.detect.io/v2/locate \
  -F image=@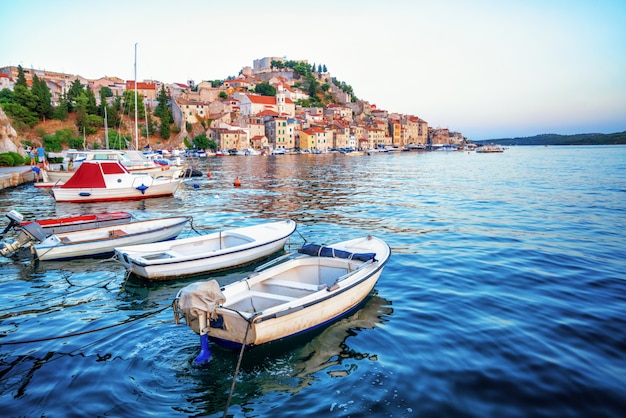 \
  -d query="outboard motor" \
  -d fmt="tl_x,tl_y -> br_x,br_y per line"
0,210 -> 25,239
1,221 -> 50,257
